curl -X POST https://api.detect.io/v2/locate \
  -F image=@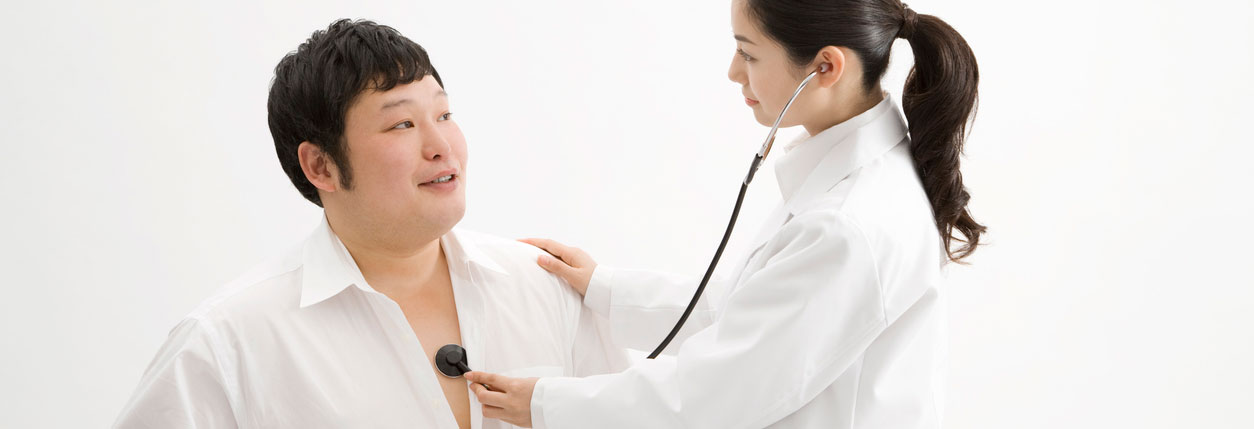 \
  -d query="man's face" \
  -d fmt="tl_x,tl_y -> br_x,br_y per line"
329,77 -> 468,242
